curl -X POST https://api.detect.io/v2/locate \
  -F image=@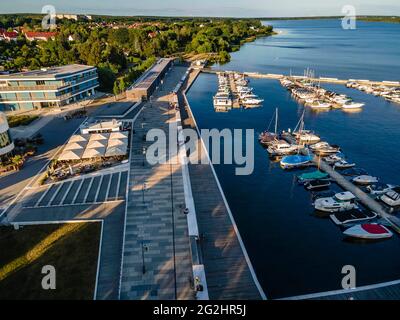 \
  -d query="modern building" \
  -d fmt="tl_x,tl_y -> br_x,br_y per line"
126,58 -> 174,101
0,112 -> 14,158
0,64 -> 99,112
